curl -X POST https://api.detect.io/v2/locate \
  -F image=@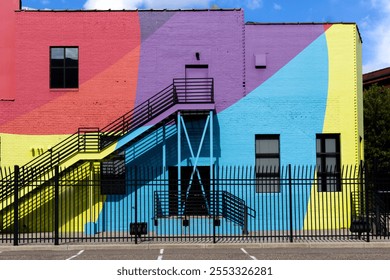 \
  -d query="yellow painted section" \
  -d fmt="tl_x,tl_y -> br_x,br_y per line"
0,132 -> 118,232
0,133 -> 69,168
356,30 -> 364,162
322,24 -> 361,166
304,24 -> 362,230
58,162 -> 105,233
0,162 -> 105,233
0,132 -> 116,210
